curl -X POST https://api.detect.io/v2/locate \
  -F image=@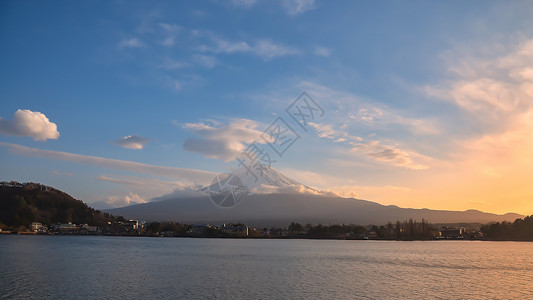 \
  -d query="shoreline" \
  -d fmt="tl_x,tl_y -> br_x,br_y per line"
2,231 -> 531,242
